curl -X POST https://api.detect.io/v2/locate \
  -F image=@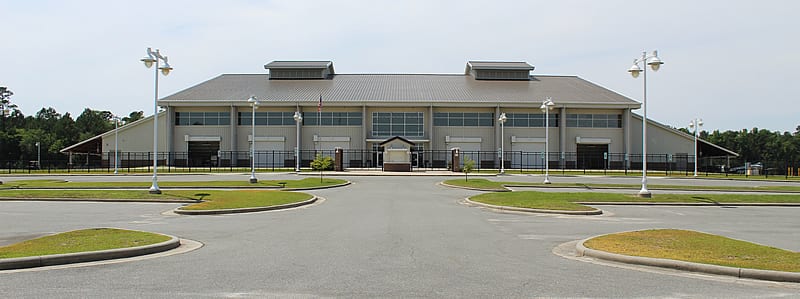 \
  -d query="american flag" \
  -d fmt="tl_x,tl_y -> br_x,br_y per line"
317,94 -> 323,112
